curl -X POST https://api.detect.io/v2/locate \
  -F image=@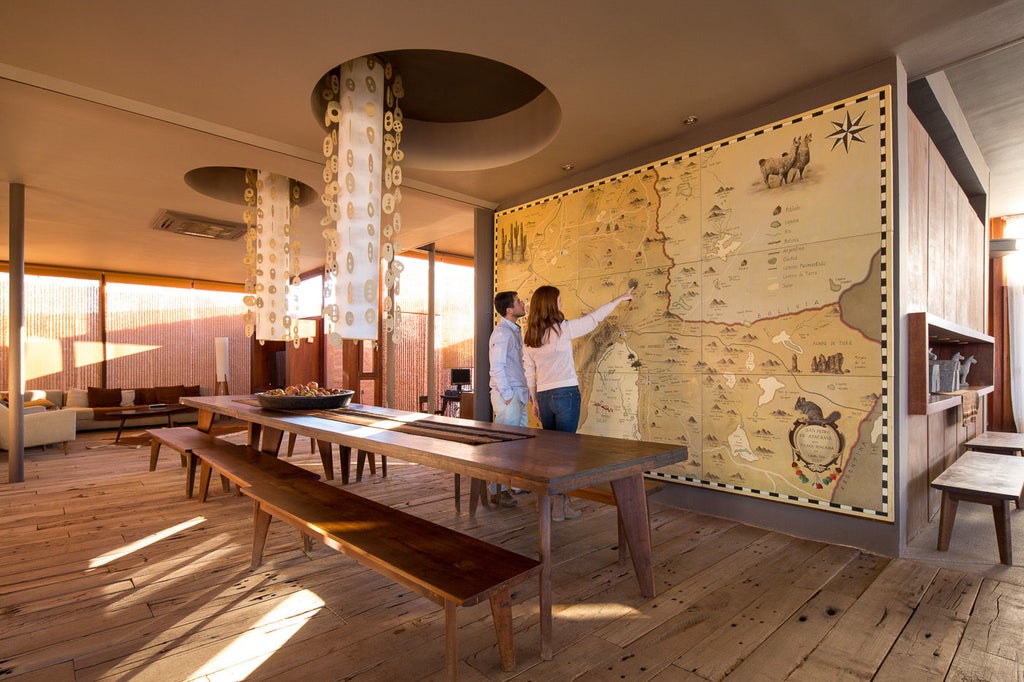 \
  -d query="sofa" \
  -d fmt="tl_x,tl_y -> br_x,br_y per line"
0,390 -> 77,453
39,385 -> 210,432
